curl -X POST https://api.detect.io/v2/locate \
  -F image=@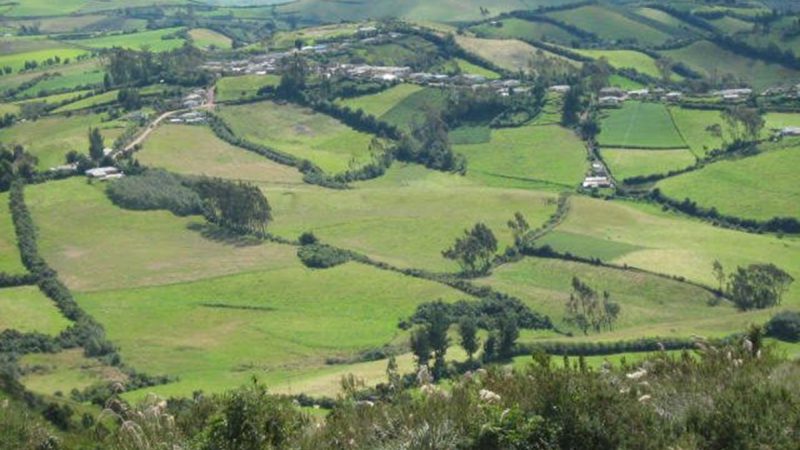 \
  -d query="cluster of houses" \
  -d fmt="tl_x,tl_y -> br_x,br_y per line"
596,87 -> 683,107
169,111 -> 206,125
582,161 -> 613,189
182,89 -> 208,109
